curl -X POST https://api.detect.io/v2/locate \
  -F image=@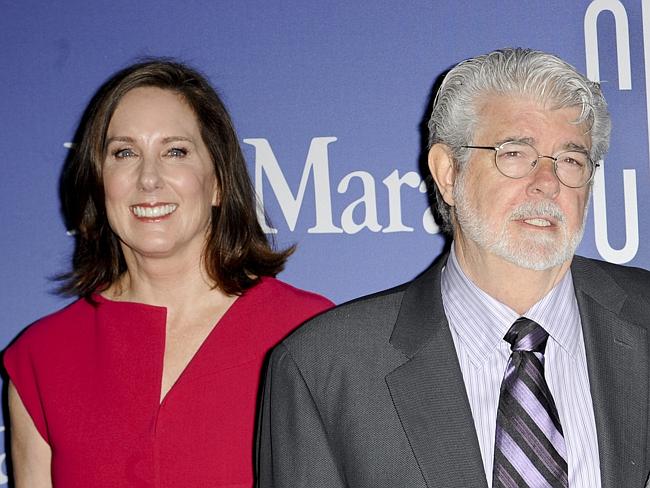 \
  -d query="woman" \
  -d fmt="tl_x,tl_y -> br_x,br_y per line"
4,60 -> 332,487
